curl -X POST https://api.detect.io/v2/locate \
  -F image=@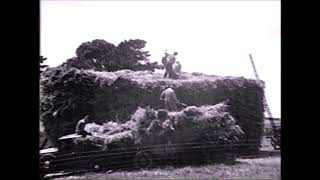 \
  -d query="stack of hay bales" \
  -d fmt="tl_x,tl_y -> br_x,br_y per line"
40,68 -> 264,150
